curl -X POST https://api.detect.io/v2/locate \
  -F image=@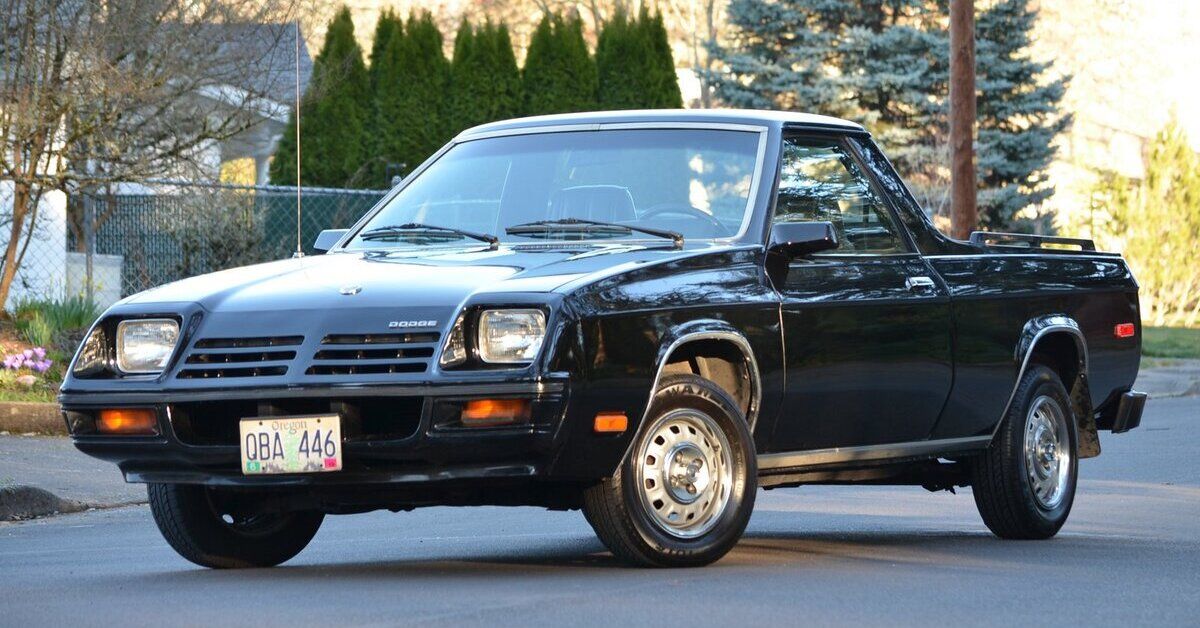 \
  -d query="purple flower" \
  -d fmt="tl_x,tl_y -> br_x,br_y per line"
22,349 -> 32,359
32,347 -> 46,359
